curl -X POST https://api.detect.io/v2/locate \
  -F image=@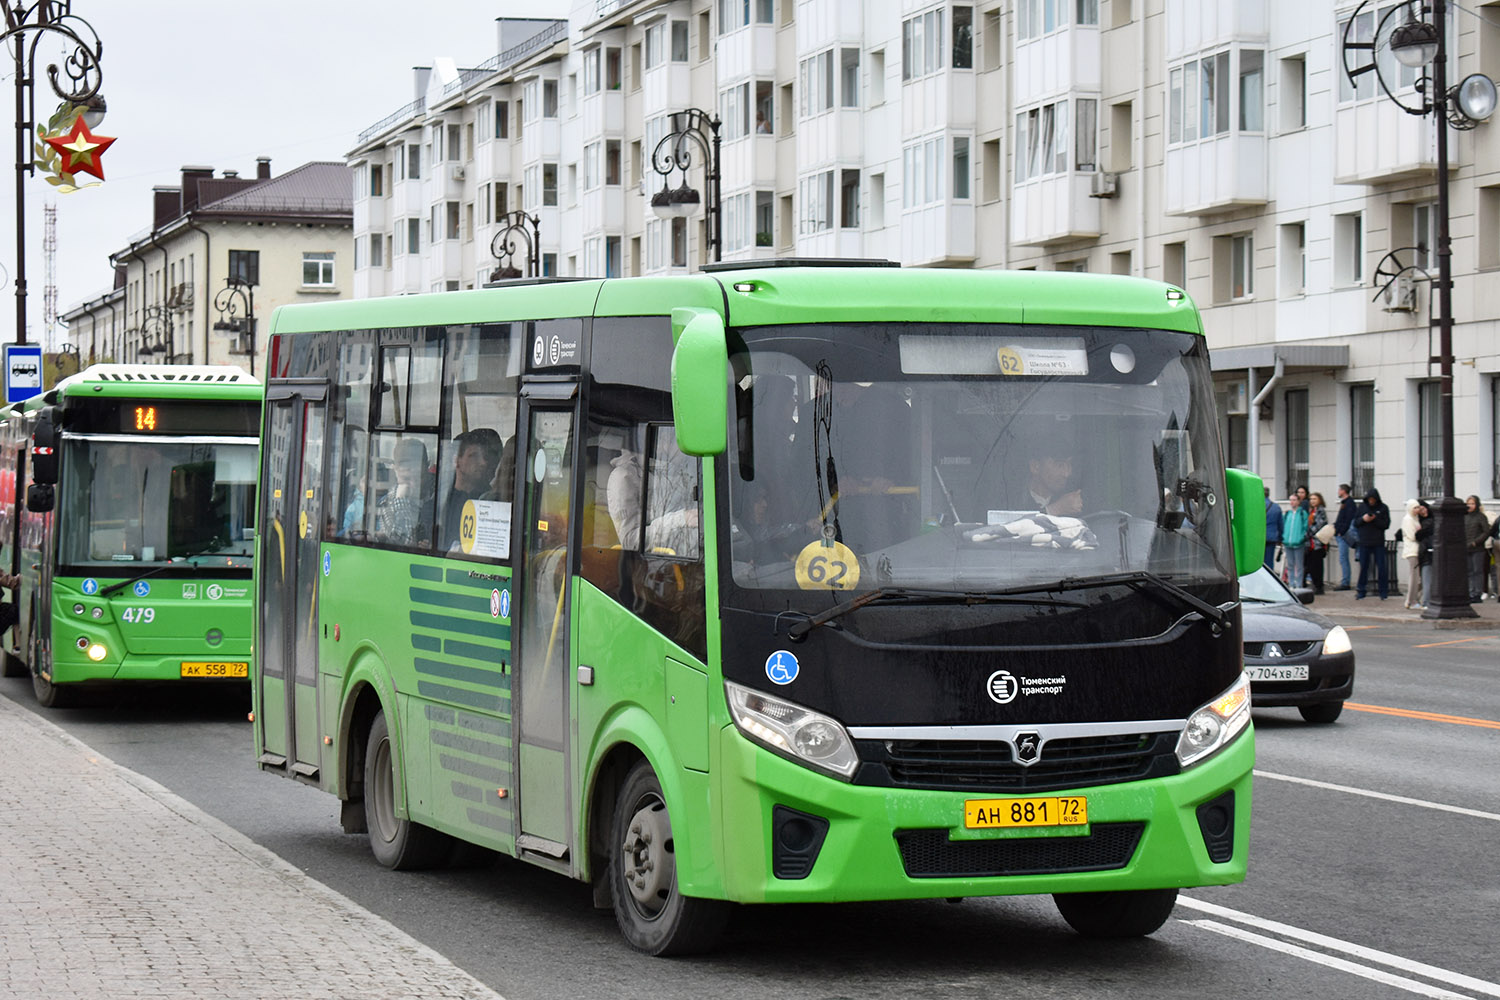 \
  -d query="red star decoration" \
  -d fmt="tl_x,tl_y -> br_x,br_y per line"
44,116 -> 117,181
